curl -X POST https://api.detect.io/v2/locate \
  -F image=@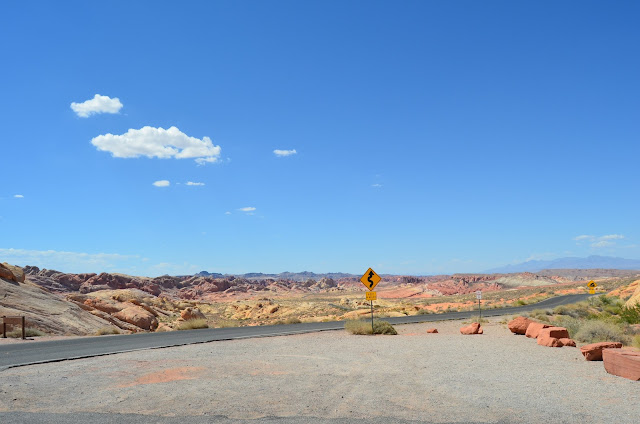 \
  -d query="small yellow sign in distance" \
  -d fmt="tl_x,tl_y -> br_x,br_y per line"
360,267 -> 381,291
589,288 -> 596,294
588,280 -> 597,288
366,291 -> 377,301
